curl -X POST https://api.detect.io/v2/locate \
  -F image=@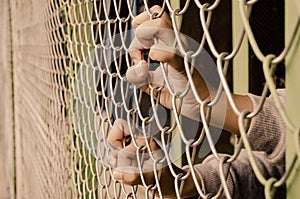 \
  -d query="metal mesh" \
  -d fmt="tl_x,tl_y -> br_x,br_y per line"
8,0 -> 300,198
0,0 -> 14,198
12,0 -> 73,198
